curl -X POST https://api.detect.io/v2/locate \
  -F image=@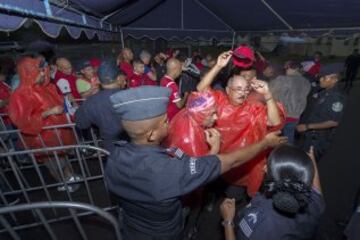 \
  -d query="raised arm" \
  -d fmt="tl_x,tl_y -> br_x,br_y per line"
197,51 -> 233,91
251,79 -> 282,126
216,131 -> 287,173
